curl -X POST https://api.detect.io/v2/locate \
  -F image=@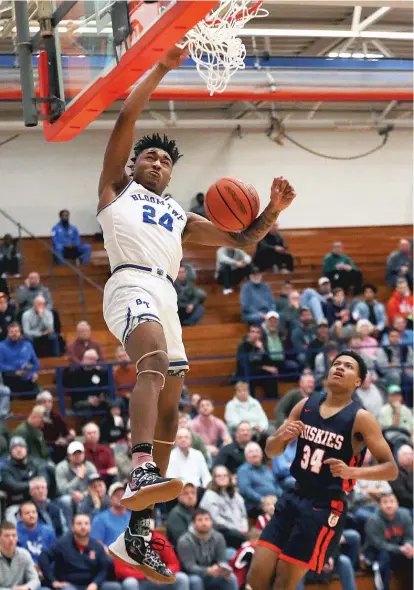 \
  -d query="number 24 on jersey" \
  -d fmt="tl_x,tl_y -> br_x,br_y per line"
142,205 -> 173,232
